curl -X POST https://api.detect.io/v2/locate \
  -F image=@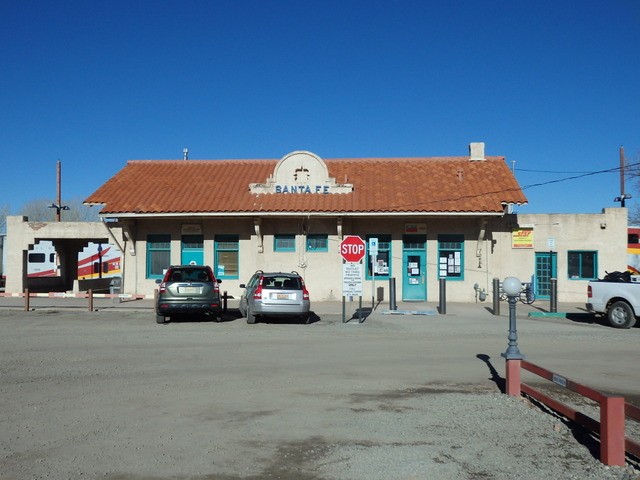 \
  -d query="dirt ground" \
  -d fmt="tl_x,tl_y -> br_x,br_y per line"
1,306 -> 639,480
